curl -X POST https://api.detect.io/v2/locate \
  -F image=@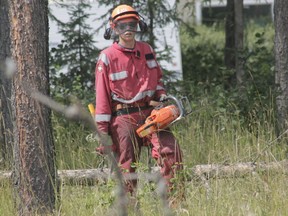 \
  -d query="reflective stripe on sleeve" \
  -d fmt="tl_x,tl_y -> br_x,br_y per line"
110,71 -> 128,81
99,53 -> 109,66
111,90 -> 155,104
156,85 -> 164,90
147,60 -> 157,68
95,114 -> 111,122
